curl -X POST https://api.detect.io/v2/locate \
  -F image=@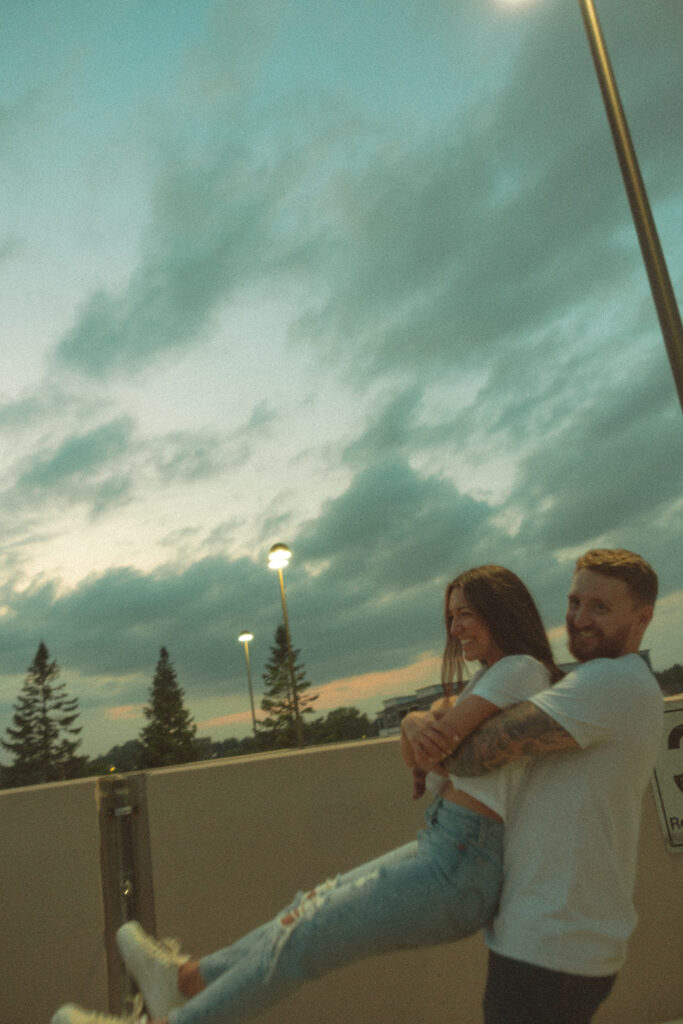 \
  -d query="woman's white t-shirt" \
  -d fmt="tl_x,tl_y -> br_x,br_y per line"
427,654 -> 551,821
